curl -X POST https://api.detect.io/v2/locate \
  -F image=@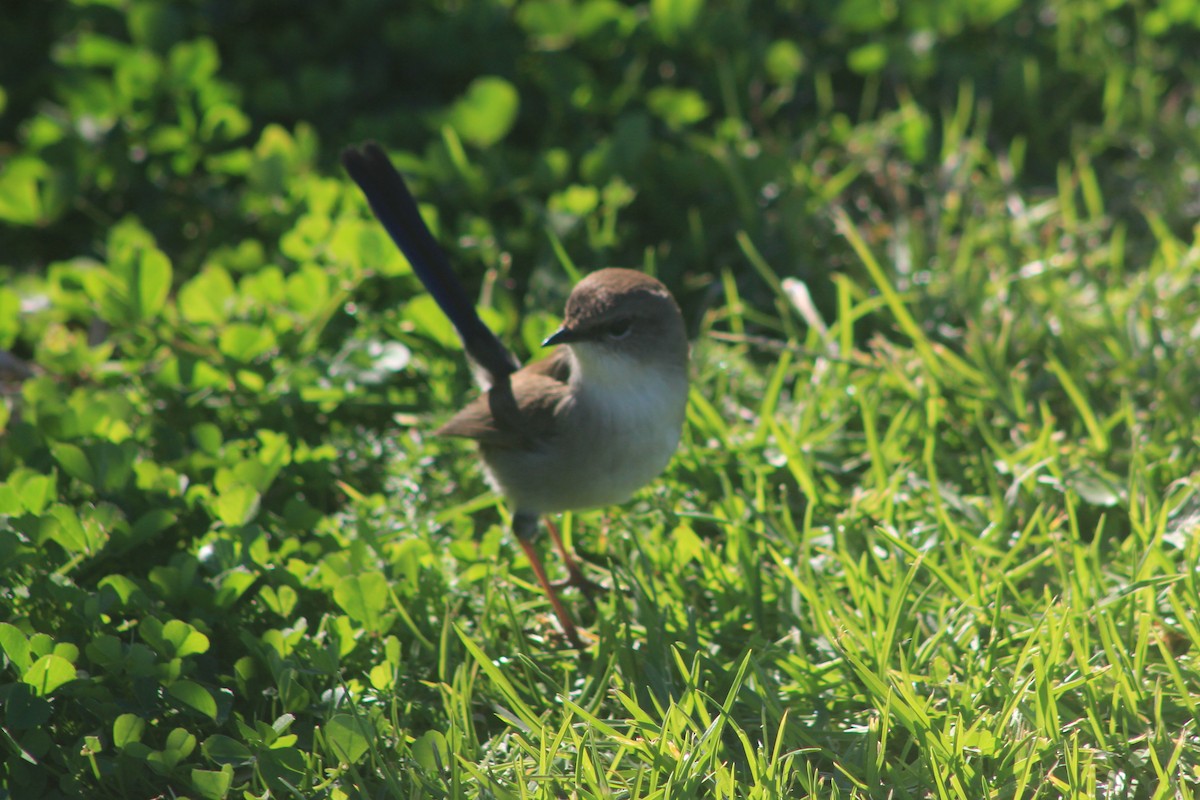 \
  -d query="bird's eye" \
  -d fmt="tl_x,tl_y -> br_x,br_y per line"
604,318 -> 633,340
